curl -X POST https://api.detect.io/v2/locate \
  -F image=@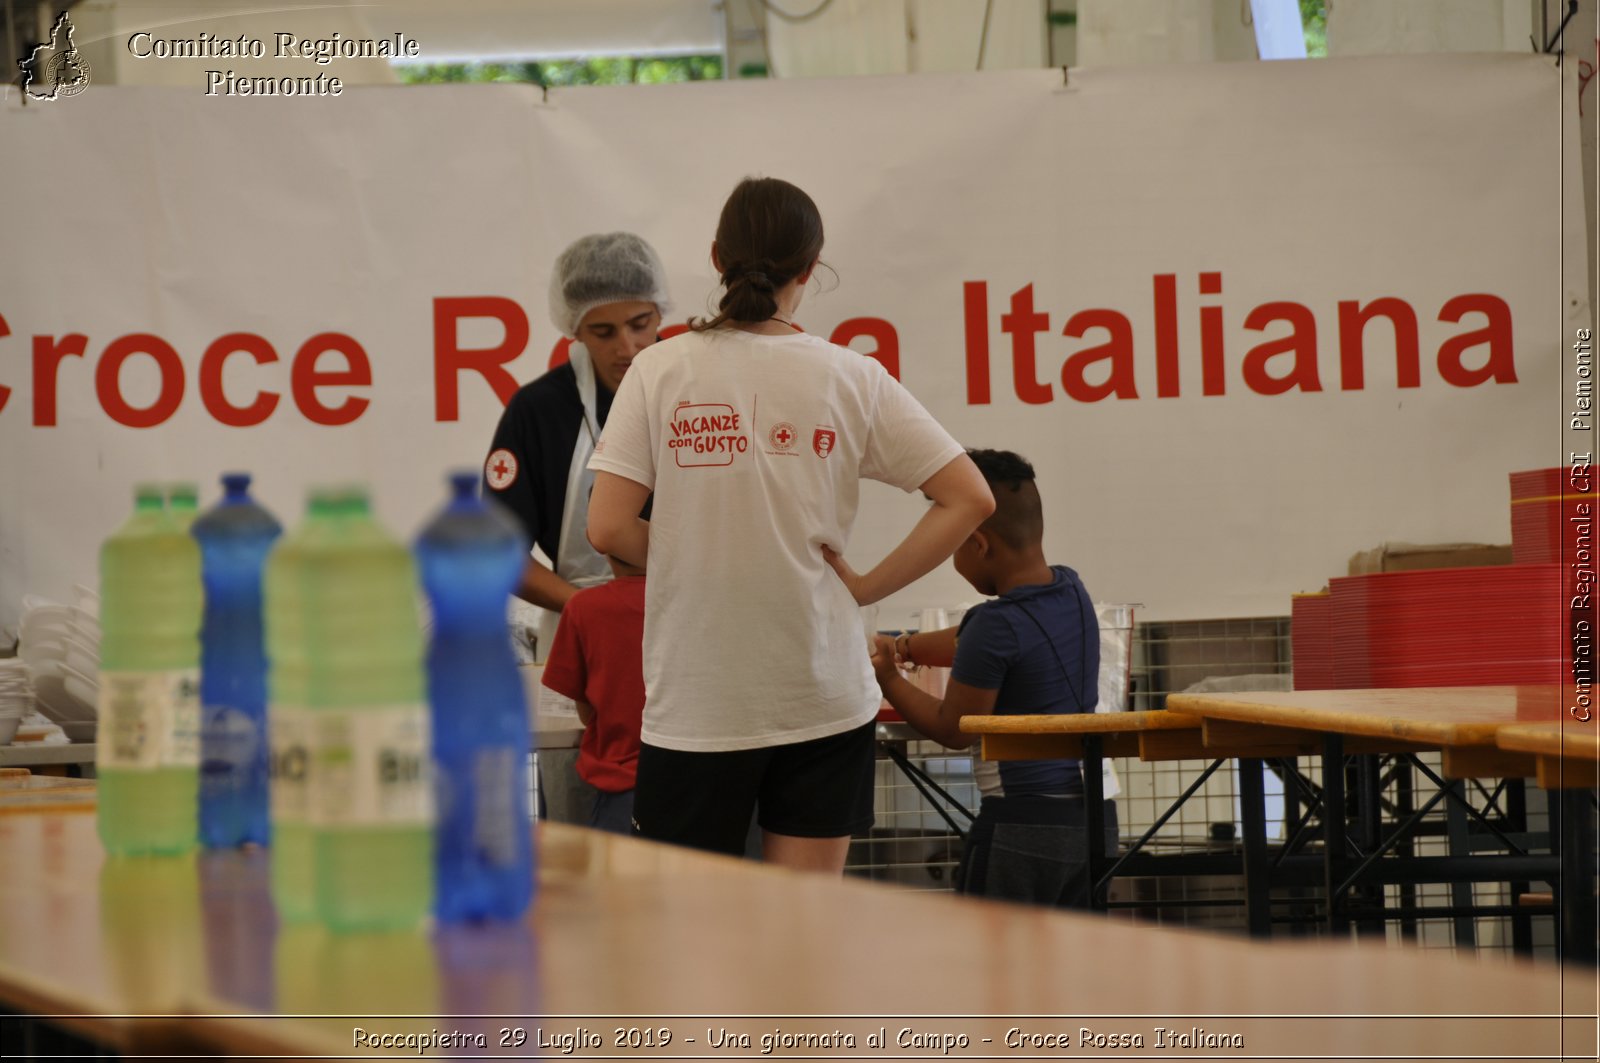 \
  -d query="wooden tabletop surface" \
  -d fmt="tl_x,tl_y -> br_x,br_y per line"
1165,685 -> 1576,747
1,809 -> 1596,1060
961,710 -> 1195,734
1494,721 -> 1600,788
1497,721 -> 1600,760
